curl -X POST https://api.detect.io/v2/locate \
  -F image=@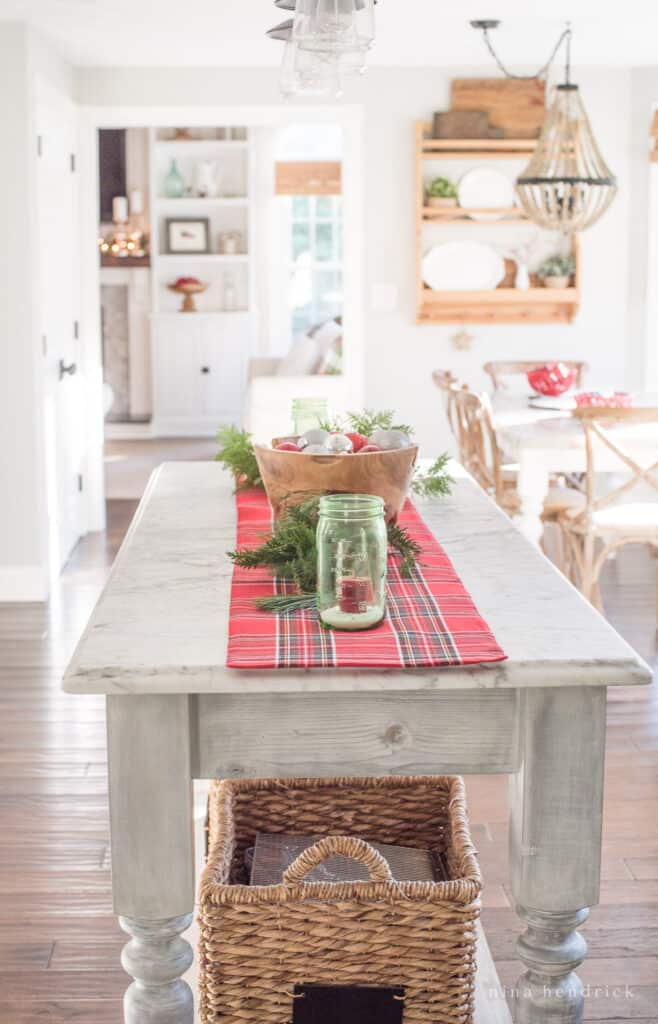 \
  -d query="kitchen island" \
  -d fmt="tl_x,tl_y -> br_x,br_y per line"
64,463 -> 651,1023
